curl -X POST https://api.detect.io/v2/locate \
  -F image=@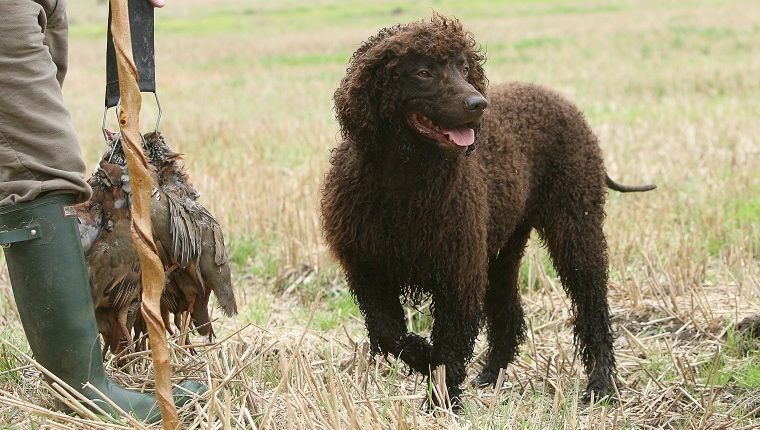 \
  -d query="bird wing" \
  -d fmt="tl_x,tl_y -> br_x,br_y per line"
166,192 -> 203,269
